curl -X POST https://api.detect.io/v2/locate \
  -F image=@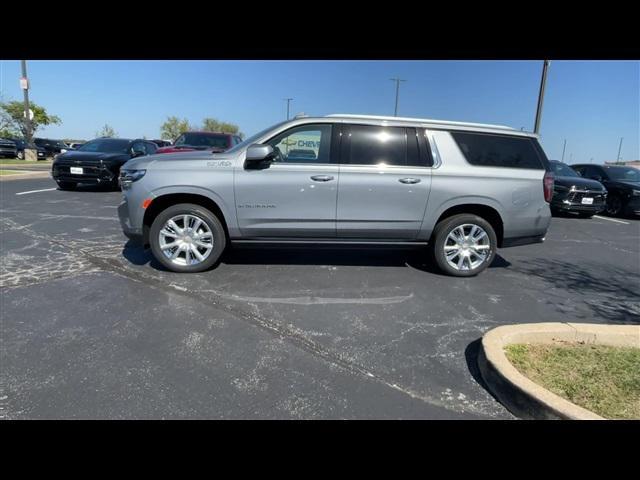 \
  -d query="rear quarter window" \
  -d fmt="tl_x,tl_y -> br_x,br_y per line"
451,131 -> 545,170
